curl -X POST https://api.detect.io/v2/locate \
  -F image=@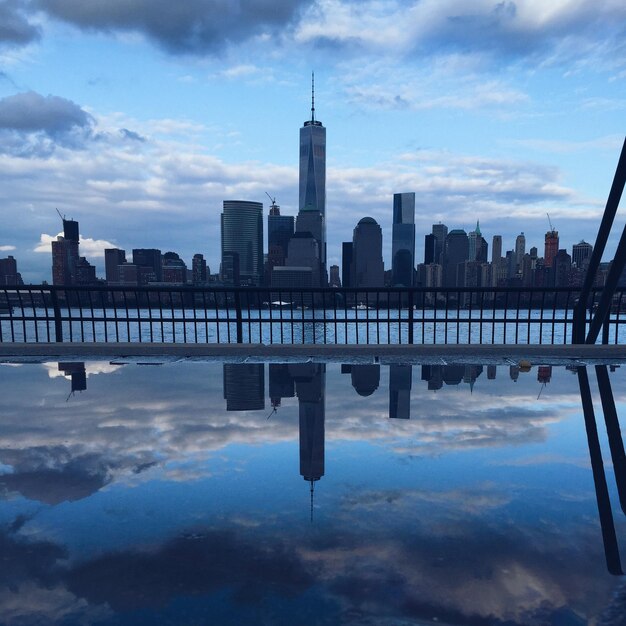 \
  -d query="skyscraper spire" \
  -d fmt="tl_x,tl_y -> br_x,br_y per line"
311,71 -> 315,122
